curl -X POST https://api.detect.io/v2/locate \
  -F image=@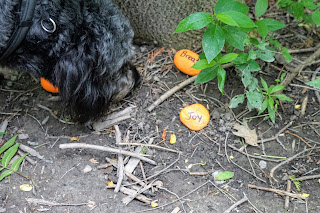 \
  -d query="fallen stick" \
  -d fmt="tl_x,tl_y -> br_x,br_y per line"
122,180 -> 162,205
292,174 -> 320,181
248,184 -> 307,200
106,157 -> 147,187
223,193 -> 248,213
92,107 -> 135,131
26,198 -> 90,206
118,186 -> 152,204
37,104 -> 75,125
270,146 -> 317,181
59,143 -> 157,165
119,142 -> 181,154
285,180 -> 291,210
114,125 -> 124,193
147,63 -> 233,112
124,138 -> 153,174
280,44 -> 320,91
